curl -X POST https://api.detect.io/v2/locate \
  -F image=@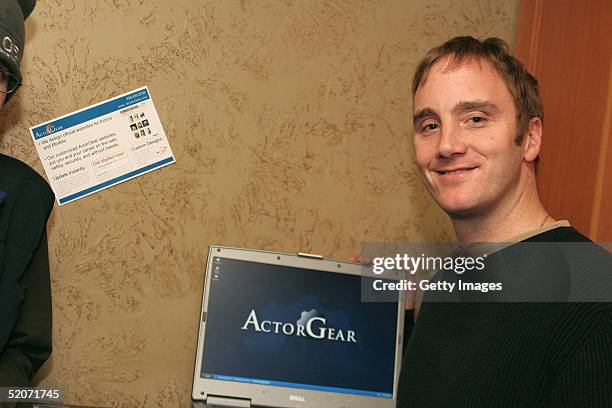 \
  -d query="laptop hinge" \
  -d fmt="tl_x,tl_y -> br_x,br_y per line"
297,252 -> 323,259
205,395 -> 251,407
